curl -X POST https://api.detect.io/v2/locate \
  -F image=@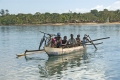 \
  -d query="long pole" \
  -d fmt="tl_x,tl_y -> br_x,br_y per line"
86,35 -> 97,50
91,37 -> 110,42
